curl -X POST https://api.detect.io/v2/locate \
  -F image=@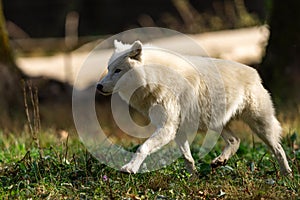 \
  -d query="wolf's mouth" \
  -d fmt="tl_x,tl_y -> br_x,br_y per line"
99,91 -> 112,96
97,89 -> 112,96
